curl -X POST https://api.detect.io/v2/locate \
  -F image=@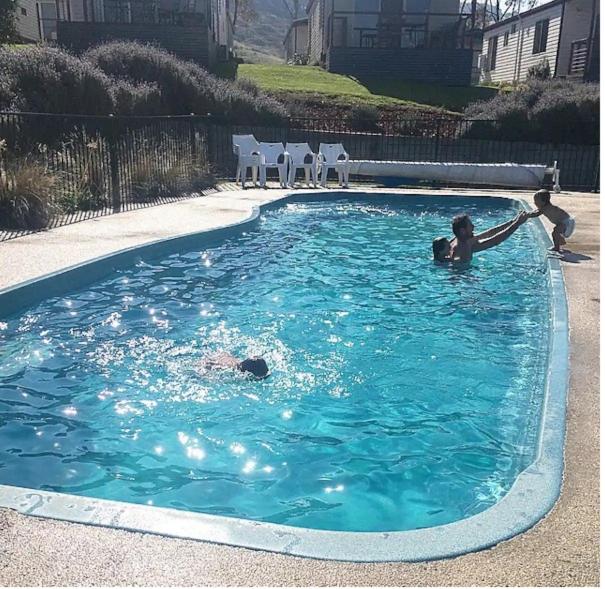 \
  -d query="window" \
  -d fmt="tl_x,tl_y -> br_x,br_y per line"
511,23 -> 517,34
533,19 -> 549,54
21,6 -> 27,15
487,35 -> 498,71
504,31 -> 509,46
